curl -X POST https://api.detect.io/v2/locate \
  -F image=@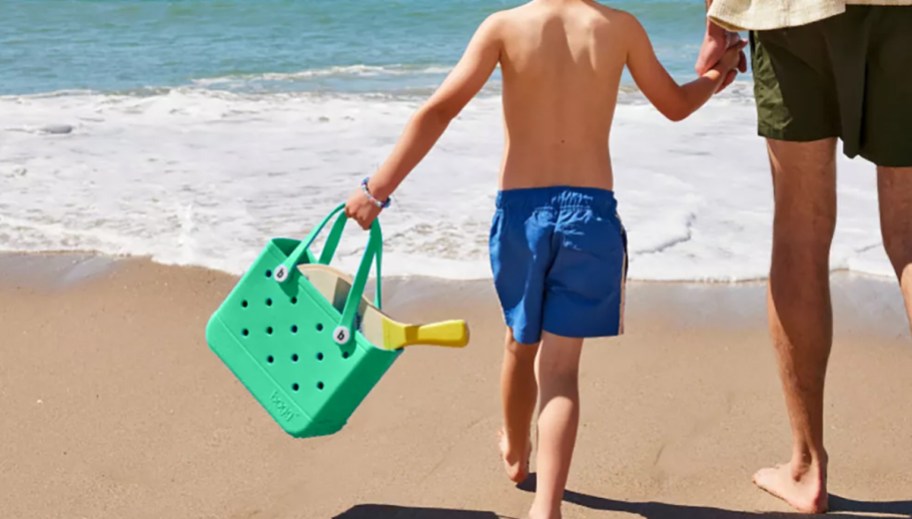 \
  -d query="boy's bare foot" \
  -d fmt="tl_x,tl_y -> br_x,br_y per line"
498,428 -> 531,483
527,502 -> 561,519
753,461 -> 828,514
